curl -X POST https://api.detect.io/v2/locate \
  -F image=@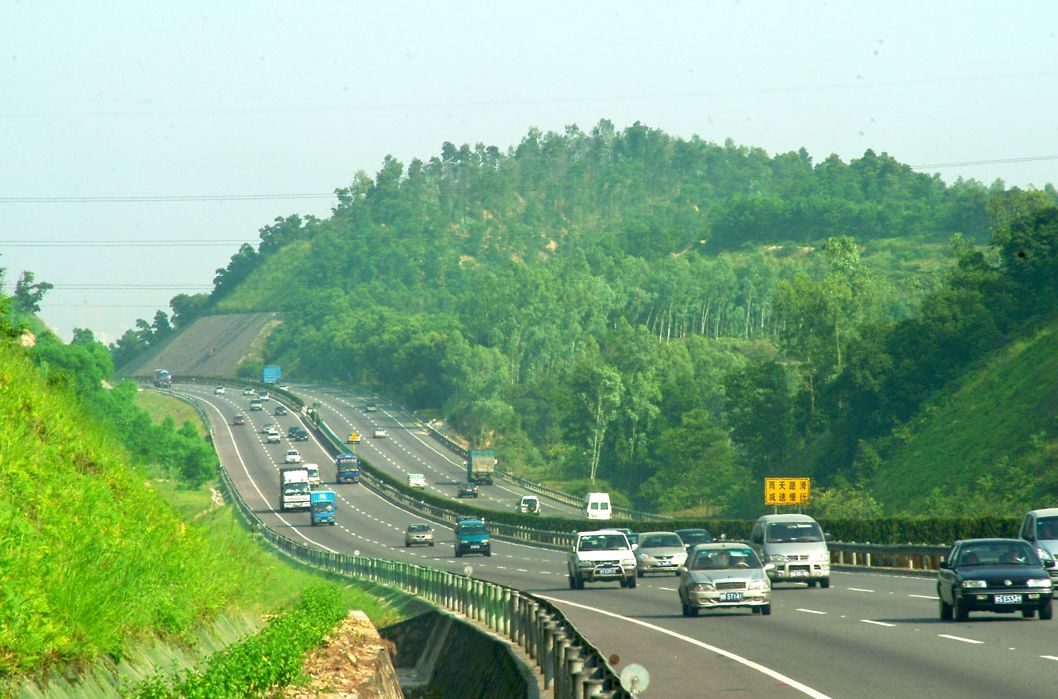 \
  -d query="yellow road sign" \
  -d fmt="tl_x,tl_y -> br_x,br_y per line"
765,477 -> 811,505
